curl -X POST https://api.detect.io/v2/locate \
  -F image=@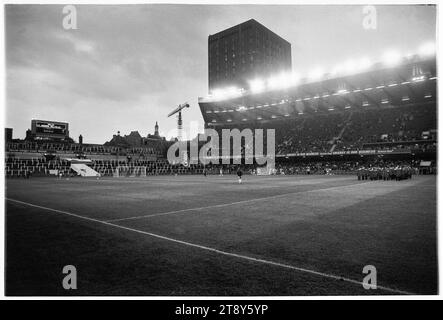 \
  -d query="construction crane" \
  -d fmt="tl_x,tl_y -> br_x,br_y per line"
168,102 -> 190,141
